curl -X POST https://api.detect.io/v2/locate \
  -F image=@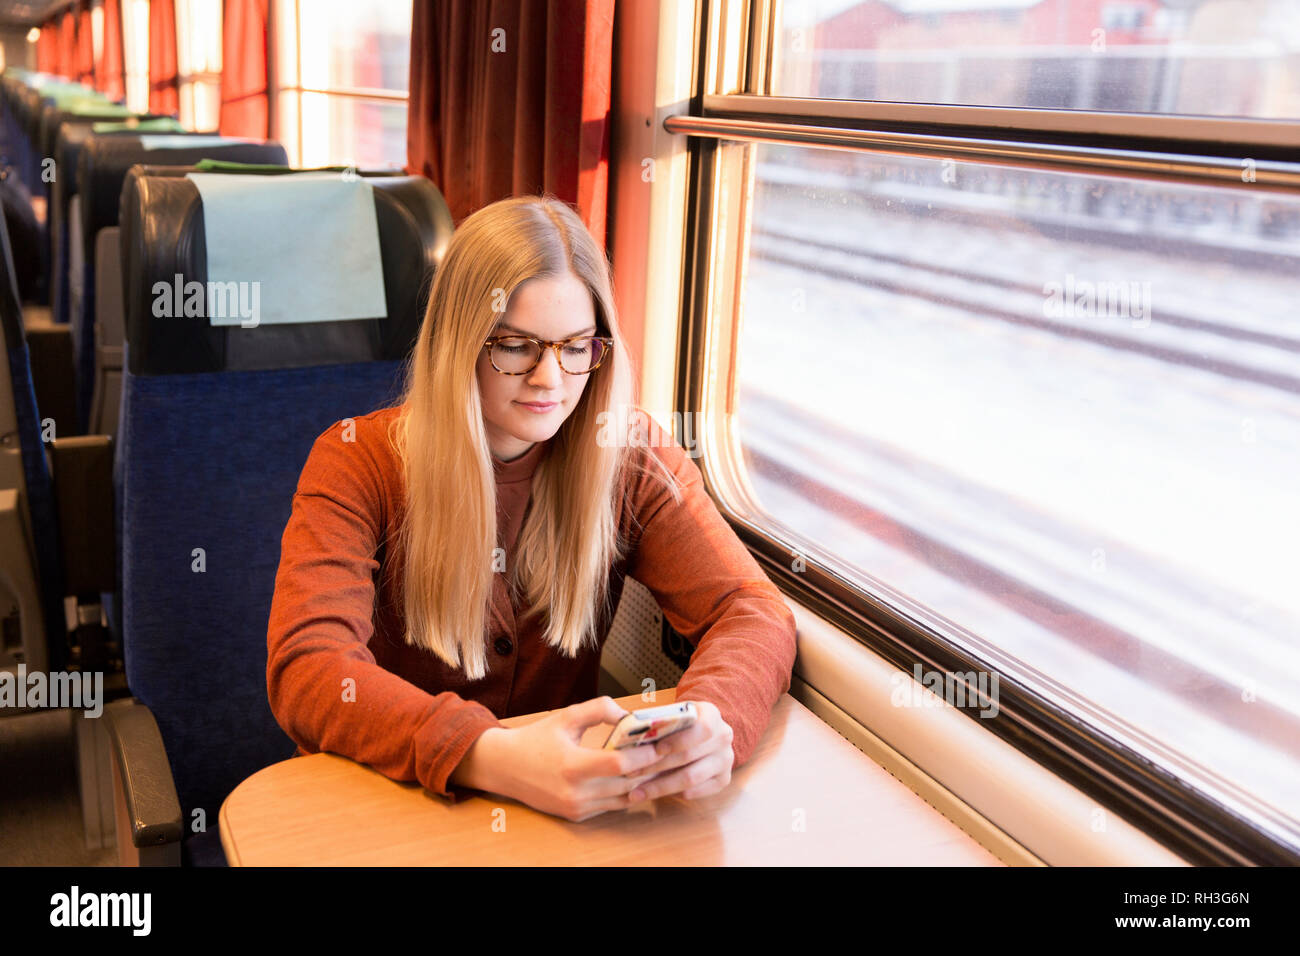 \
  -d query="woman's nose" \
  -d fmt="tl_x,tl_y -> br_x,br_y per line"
527,347 -> 564,385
